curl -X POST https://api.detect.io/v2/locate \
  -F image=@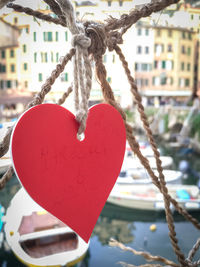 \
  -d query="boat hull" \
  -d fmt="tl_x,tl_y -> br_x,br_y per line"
108,184 -> 200,211
4,188 -> 89,267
